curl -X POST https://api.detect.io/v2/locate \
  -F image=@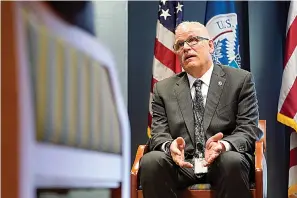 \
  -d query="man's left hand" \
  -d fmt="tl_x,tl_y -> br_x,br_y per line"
204,132 -> 225,166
